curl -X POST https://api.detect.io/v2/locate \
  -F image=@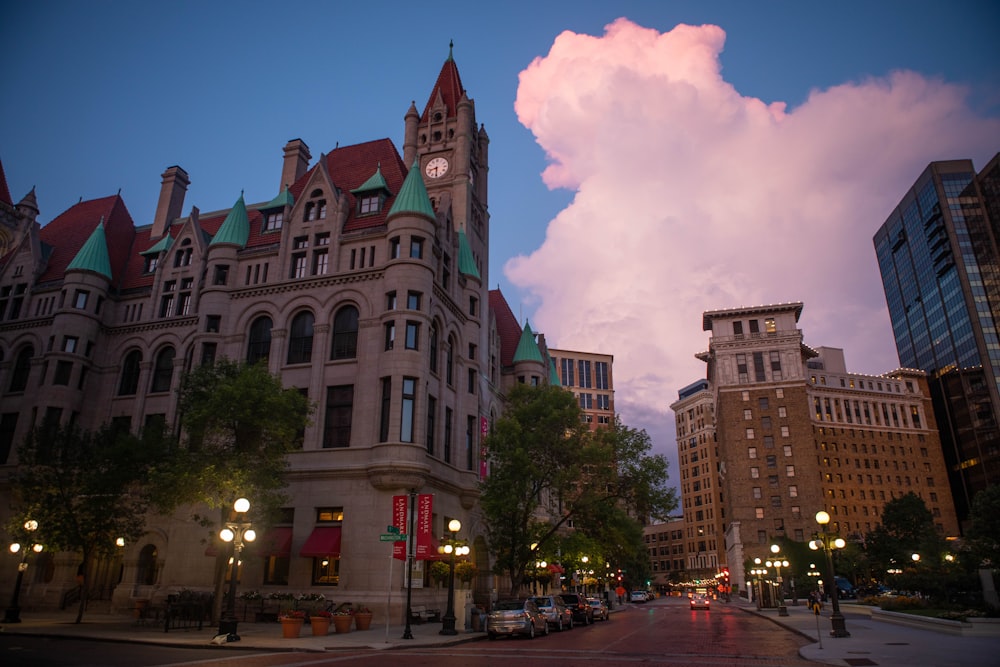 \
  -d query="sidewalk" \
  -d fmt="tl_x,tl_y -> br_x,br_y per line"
737,598 -> 1000,667
0,609 -> 484,652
